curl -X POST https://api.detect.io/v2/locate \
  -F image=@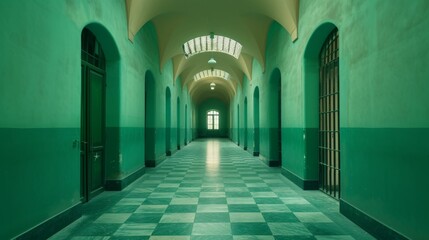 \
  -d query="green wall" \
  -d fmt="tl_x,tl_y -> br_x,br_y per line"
229,0 -> 429,239
0,1 -> 192,238
0,1 -> 86,238
1,0 -> 428,239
